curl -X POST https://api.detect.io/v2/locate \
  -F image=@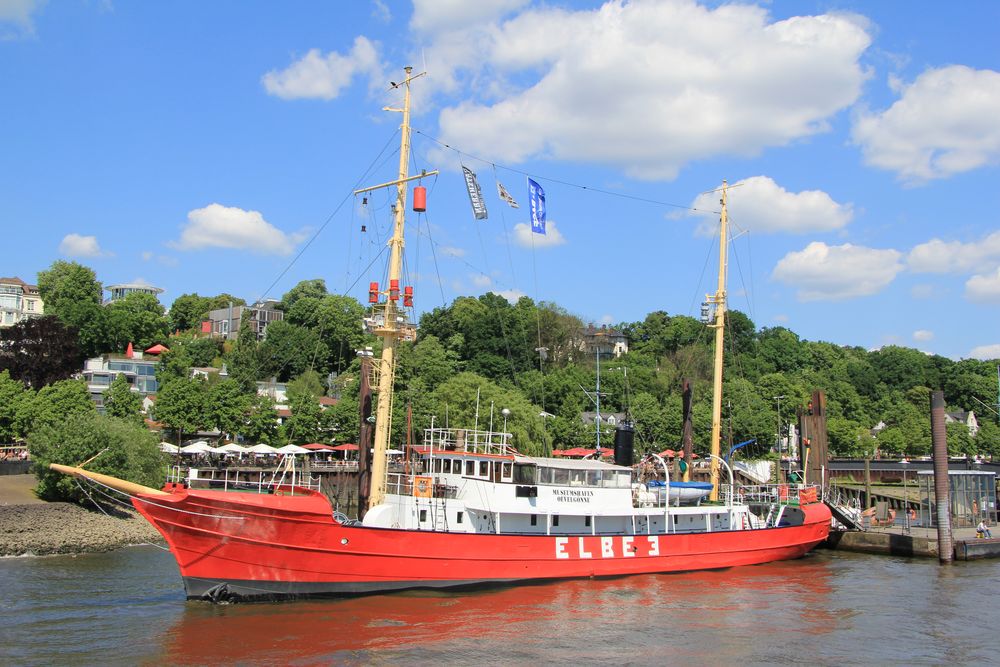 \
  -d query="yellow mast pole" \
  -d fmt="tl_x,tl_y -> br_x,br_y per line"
708,181 -> 729,501
368,66 -> 414,510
